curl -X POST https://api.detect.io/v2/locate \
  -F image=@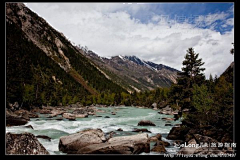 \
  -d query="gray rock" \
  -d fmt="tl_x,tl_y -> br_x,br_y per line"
116,128 -> 123,131
132,128 -> 151,133
72,107 -> 96,115
13,109 -> 30,121
62,113 -> 76,120
6,109 -> 28,126
6,132 -> 49,155
59,128 -> 106,154
77,133 -> 150,154
138,120 -> 156,126
50,110 -> 65,117
166,126 -> 189,140
39,109 -> 52,114
158,105 -> 178,115
59,129 -> 150,154
14,109 -> 39,120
